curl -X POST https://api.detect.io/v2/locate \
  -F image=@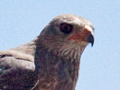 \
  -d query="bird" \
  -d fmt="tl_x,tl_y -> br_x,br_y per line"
0,14 -> 94,90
